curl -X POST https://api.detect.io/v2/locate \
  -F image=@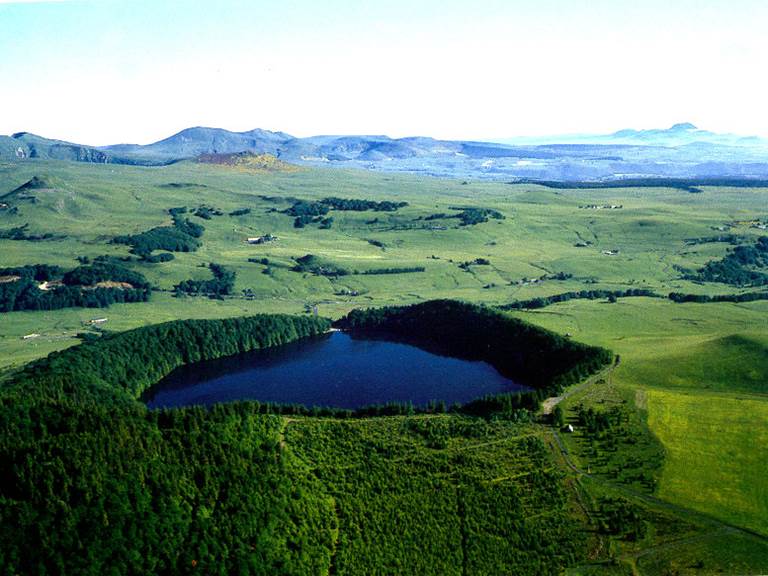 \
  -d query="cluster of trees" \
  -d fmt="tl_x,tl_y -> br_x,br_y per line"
286,197 -> 408,228
453,207 -> 505,226
286,200 -> 329,218
497,285 -> 768,310
596,498 -> 648,541
335,300 -> 613,412
192,205 -> 223,219
422,207 -> 505,226
174,263 -> 236,297
320,197 -> 408,212
293,215 -> 314,228
0,223 -> 59,241
571,402 -> 661,492
576,405 -> 623,438
113,207 -> 205,259
144,252 -> 175,263
0,263 -> 62,281
459,258 -> 491,270
0,278 -> 149,312
684,236 -> 768,286
500,288 -> 658,310
229,207 -> 251,216
0,261 -> 150,313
